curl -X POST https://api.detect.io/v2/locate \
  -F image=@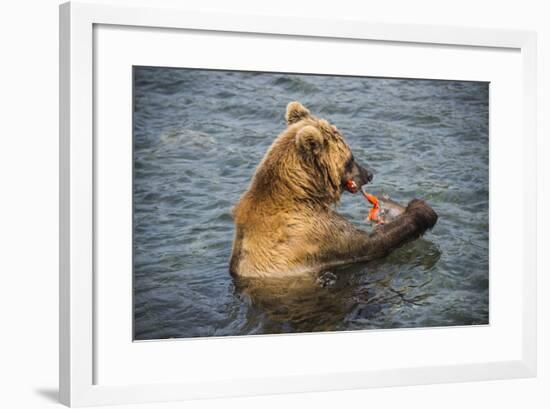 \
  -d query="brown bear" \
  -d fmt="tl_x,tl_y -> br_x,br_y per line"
229,102 -> 437,278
